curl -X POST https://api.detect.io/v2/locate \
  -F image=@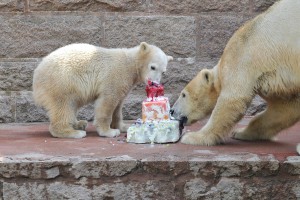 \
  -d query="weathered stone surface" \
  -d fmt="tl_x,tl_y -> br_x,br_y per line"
284,156 -> 300,175
29,0 -> 149,12
184,178 -> 209,199
105,16 -> 196,58
71,155 -> 138,178
15,91 -> 48,122
253,0 -> 279,12
243,180 -> 300,200
197,14 -> 252,61
0,13 -> 104,58
0,152 -> 299,199
184,177 -> 300,199
149,0 -> 251,14
189,153 -> 280,177
3,180 -> 176,200
203,178 -> 243,199
0,59 -> 38,91
292,184 -> 300,199
0,154 -> 69,179
0,0 -> 25,12
0,92 -> 15,123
